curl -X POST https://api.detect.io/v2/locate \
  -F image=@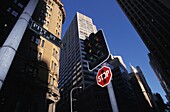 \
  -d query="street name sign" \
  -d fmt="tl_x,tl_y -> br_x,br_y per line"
29,20 -> 65,49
